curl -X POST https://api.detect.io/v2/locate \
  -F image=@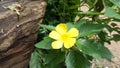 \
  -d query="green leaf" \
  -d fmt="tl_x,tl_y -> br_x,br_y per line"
78,23 -> 105,37
77,11 -> 102,15
74,19 -> 87,29
40,24 -> 55,31
76,39 -> 113,61
65,50 -> 90,68
35,37 -> 53,49
105,7 -> 120,19
29,51 -> 43,68
71,0 -> 80,4
69,5 -> 80,10
42,50 -> 65,68
66,23 -> 75,30
109,0 -> 120,8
